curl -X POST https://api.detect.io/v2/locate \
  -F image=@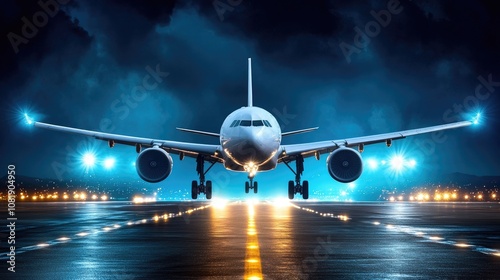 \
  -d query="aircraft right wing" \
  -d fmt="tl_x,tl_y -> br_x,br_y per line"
280,115 -> 480,161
